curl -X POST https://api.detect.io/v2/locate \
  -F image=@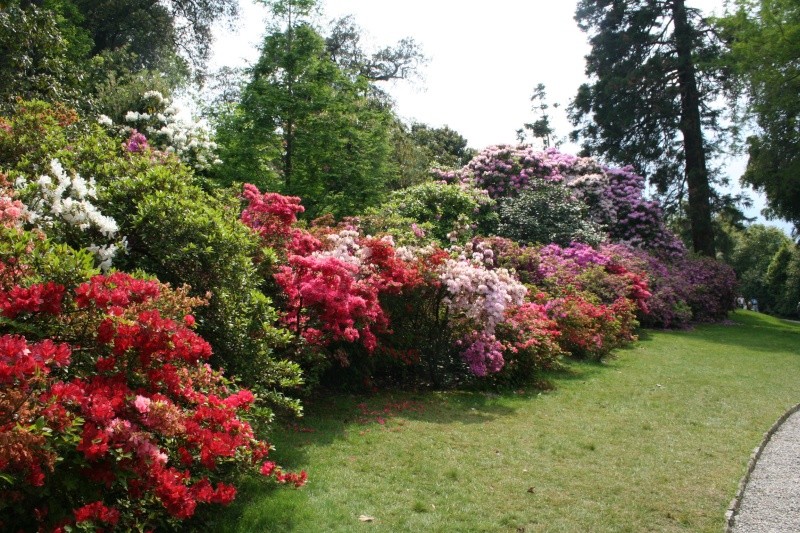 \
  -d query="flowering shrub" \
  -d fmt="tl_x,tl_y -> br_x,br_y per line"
456,331 -> 505,377
599,244 -> 736,327
493,302 -> 565,384
540,293 -> 637,360
440,245 -> 527,335
534,243 -> 651,312
13,158 -> 125,270
439,145 -> 686,258
437,241 -> 528,375
0,263 -> 304,532
242,185 -> 424,375
241,183 -> 307,252
472,240 -> 644,359
435,144 -> 559,198
103,90 -> 222,173
679,255 -> 737,322
0,102 -> 126,272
